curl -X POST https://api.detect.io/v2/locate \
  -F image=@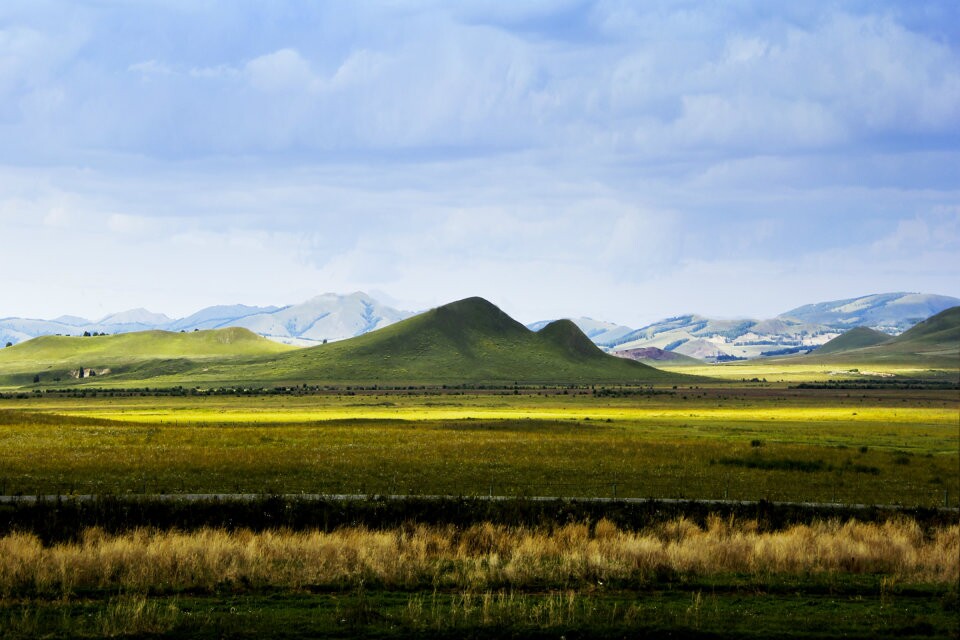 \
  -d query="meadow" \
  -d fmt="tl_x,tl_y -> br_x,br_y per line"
1,384 -> 957,638
0,387 -> 956,505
